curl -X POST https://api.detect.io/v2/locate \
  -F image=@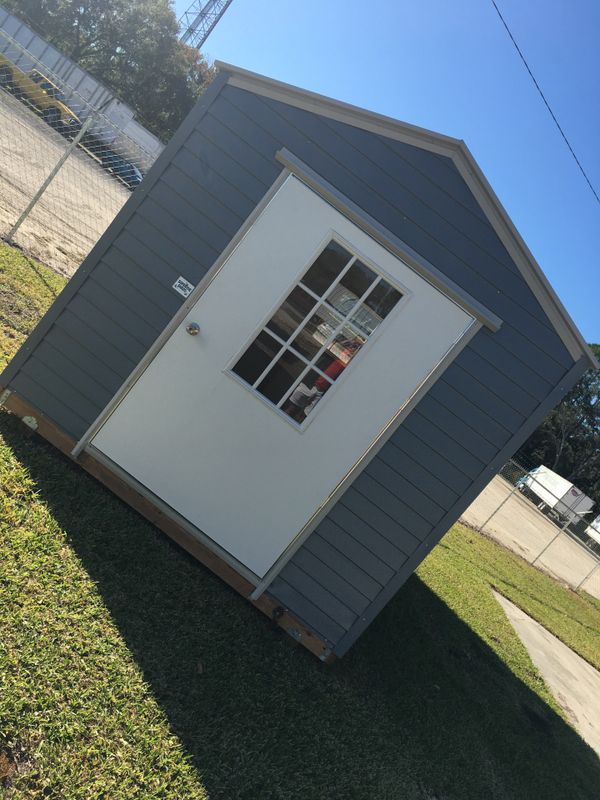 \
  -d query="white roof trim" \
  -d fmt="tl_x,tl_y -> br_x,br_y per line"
215,61 -> 597,370
451,141 -> 598,368
215,61 -> 461,157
